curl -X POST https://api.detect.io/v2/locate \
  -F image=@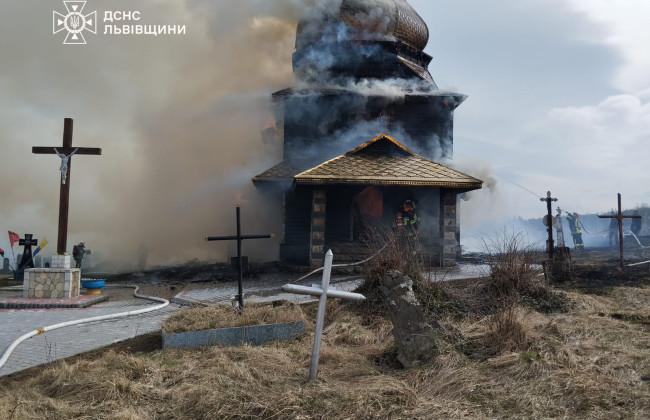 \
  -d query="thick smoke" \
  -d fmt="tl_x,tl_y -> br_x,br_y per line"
0,0 -> 310,269
0,0 -> 488,269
